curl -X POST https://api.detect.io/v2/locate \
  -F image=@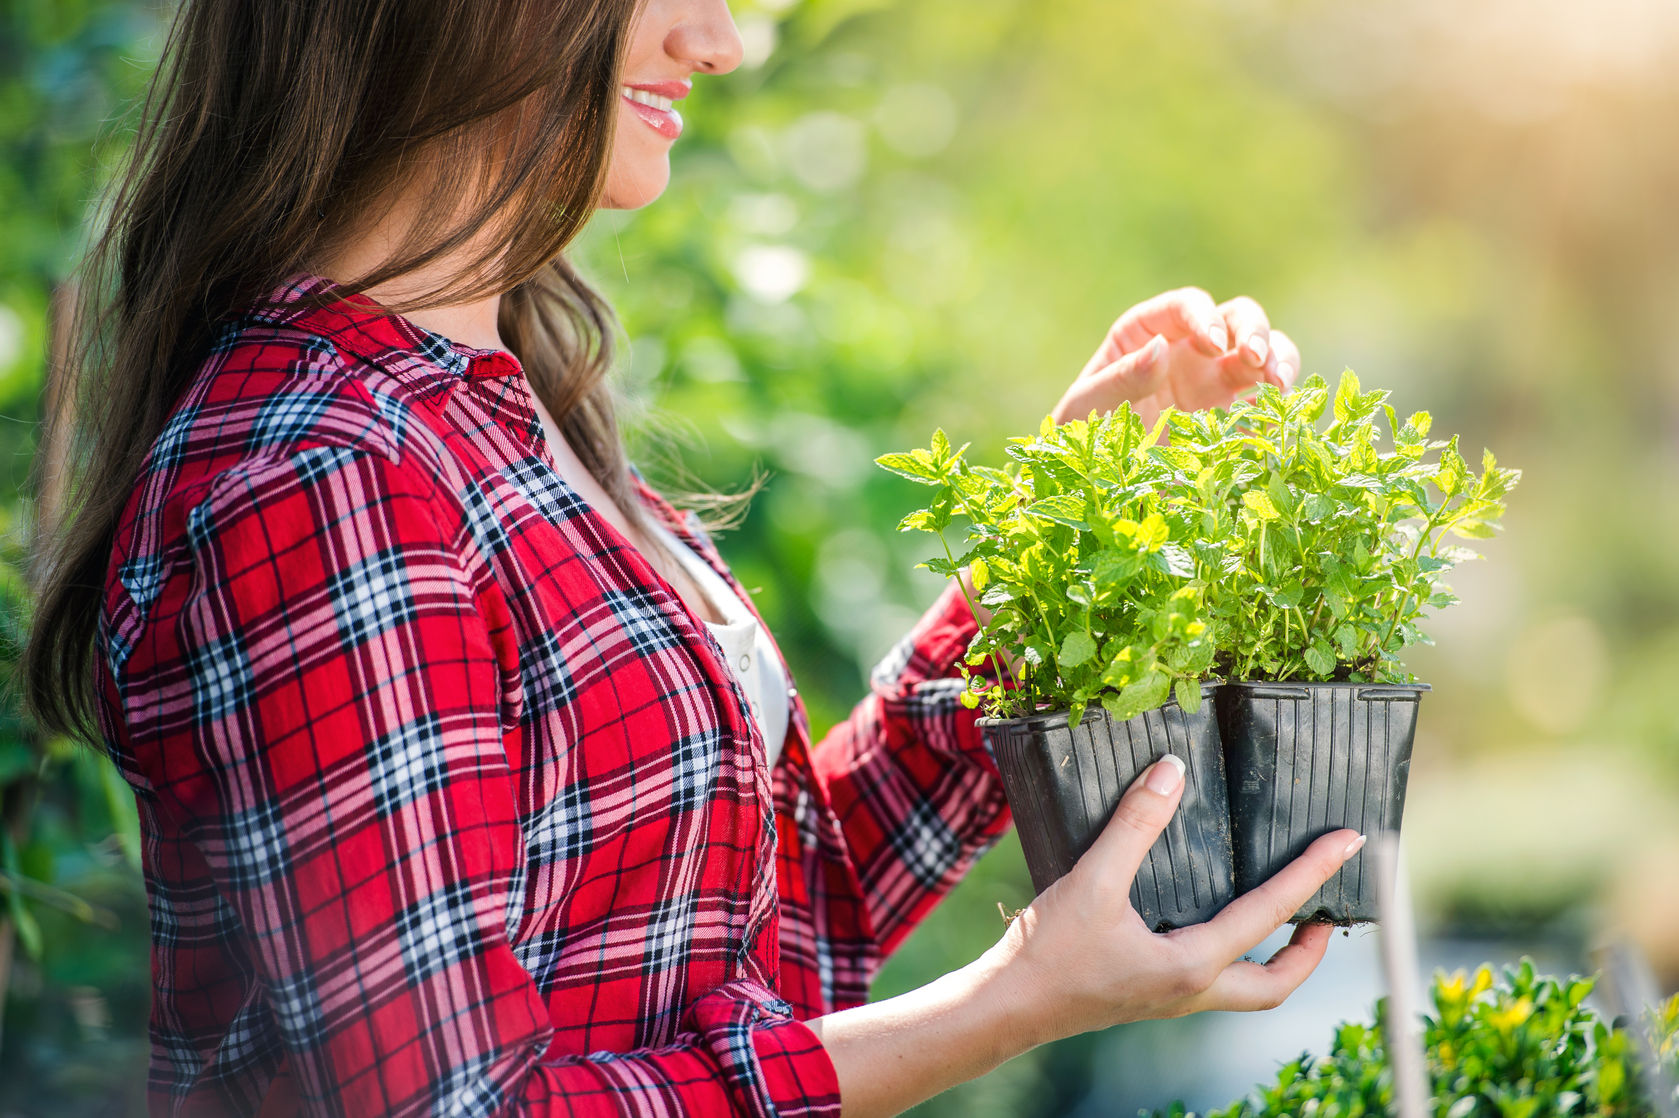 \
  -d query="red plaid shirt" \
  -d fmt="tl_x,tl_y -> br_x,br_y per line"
93,274 -> 1011,1117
